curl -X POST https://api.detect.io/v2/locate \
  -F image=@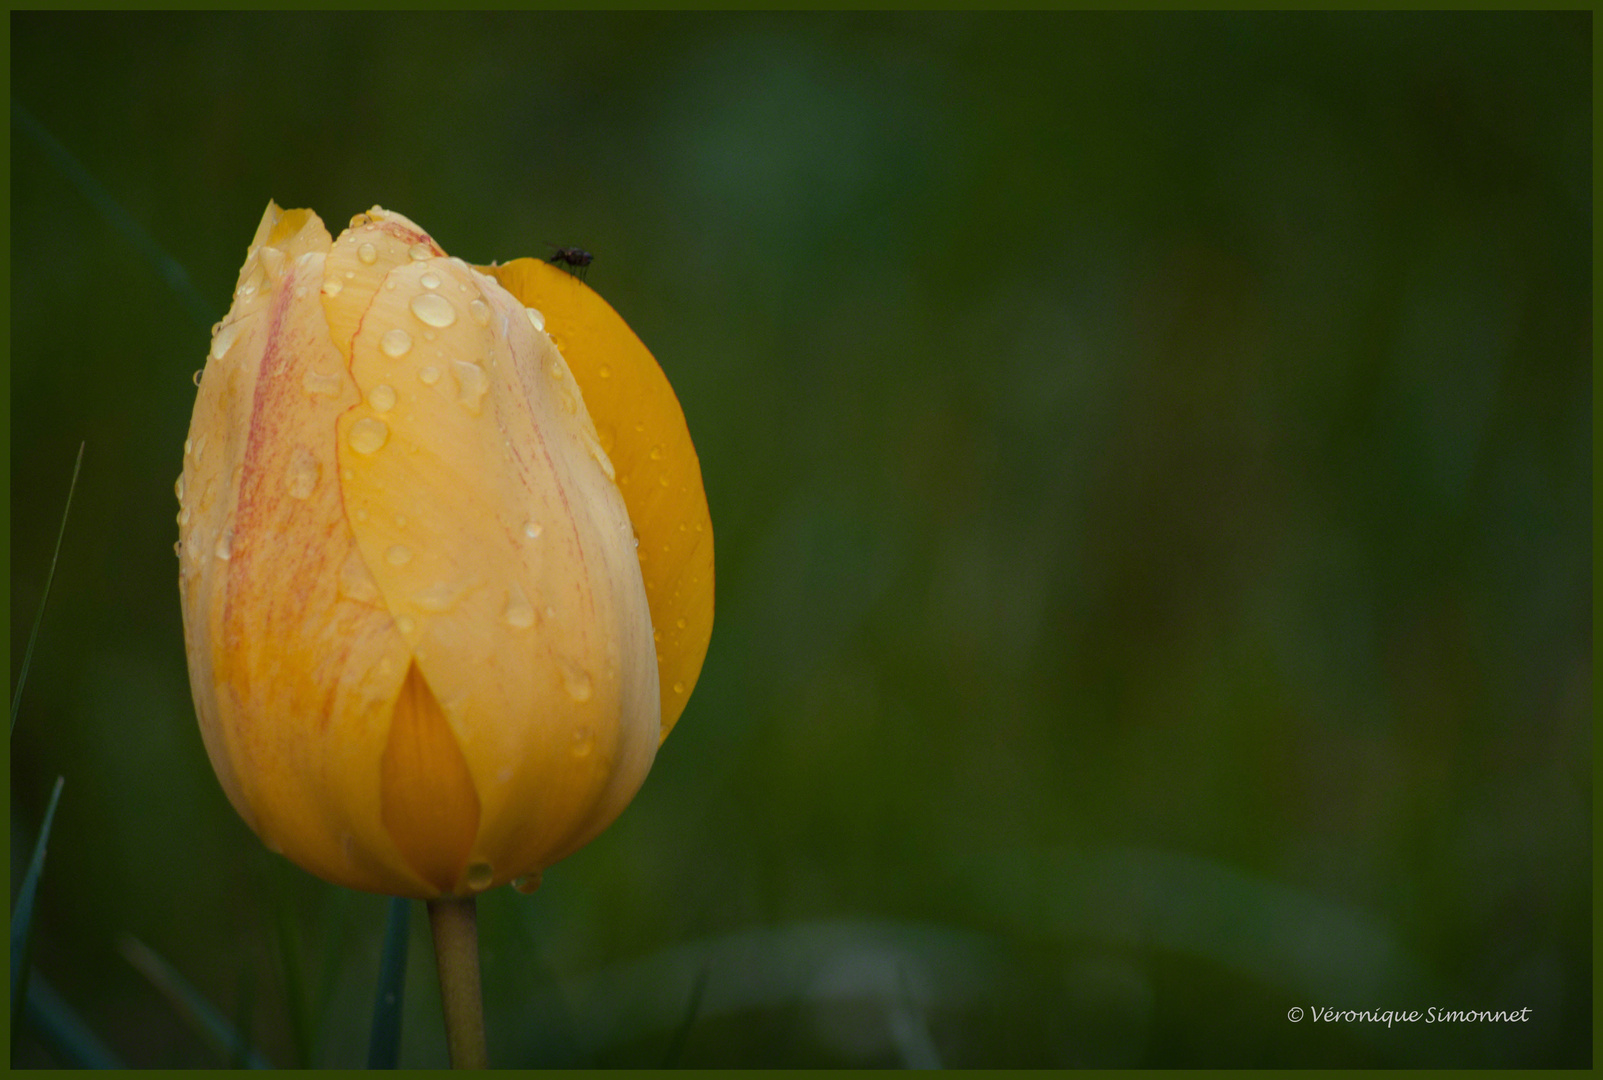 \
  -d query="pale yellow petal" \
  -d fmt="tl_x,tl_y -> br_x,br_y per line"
336,249 -> 659,887
480,258 -> 714,741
